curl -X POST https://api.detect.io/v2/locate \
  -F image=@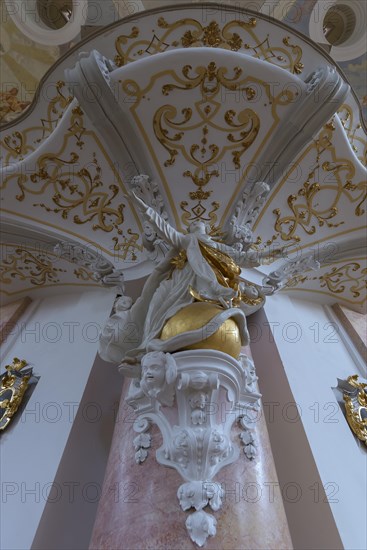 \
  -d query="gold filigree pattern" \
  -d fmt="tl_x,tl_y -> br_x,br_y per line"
112,230 -> 144,262
3,151 -> 125,233
155,62 -> 260,172
0,102 -> 142,250
121,60 -> 295,227
284,259 -> 367,305
151,62 -> 260,224
318,263 -> 367,298
337,104 -> 367,166
270,125 -> 366,244
74,267 -> 96,281
0,248 -> 67,286
114,17 -> 304,75
1,81 -> 73,166
0,244 -> 105,297
1,103 -> 144,260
